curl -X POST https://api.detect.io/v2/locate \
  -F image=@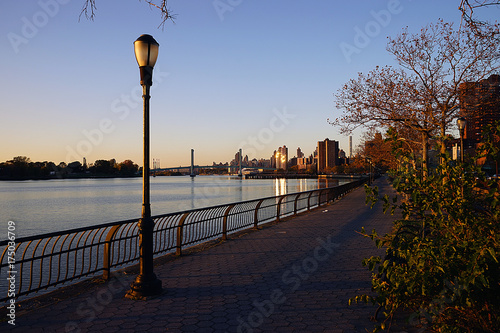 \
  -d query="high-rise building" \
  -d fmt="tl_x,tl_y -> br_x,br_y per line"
297,147 -> 304,159
259,159 -> 271,168
317,138 -> 339,173
460,74 -> 500,144
274,145 -> 288,170
271,151 -> 277,169
297,157 -> 307,170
